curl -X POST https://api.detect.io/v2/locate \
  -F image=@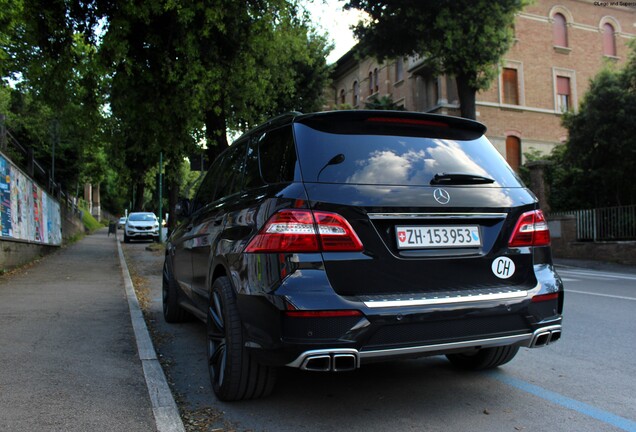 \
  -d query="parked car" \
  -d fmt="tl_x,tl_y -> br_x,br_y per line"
118,216 -> 127,230
163,110 -> 563,401
124,212 -> 159,243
